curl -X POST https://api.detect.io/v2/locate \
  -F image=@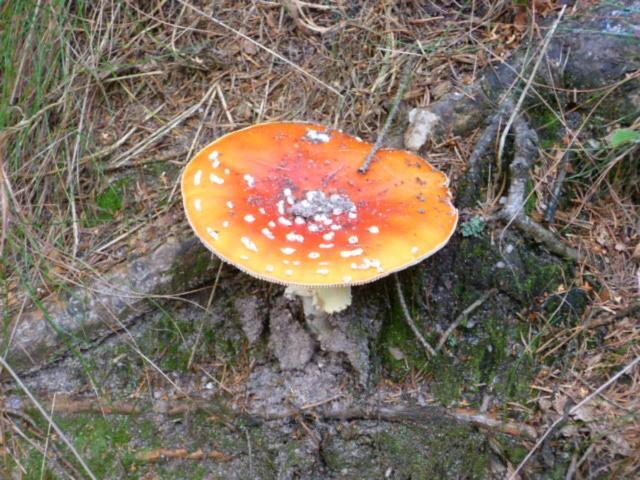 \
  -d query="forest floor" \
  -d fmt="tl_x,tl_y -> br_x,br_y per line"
1,1 -> 638,479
